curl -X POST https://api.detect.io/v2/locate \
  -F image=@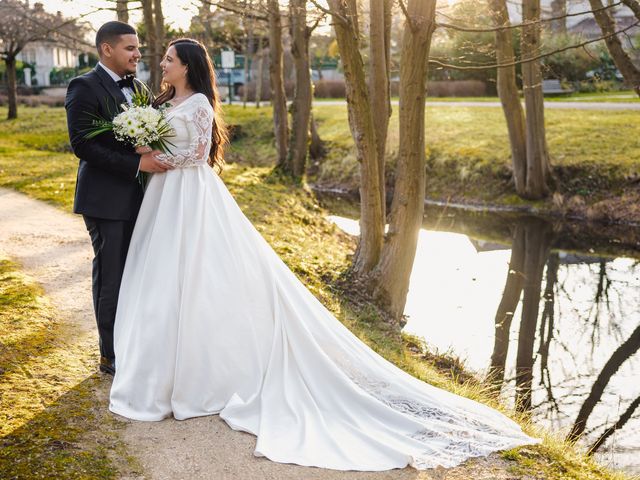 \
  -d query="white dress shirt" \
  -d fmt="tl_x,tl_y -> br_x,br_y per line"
98,61 -> 134,105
